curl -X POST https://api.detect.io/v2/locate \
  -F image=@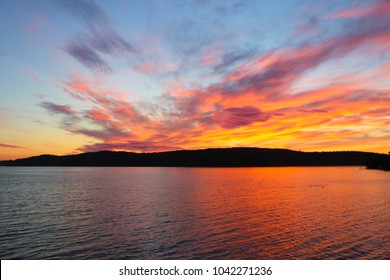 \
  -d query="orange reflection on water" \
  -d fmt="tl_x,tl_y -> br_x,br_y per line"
1,166 -> 388,259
